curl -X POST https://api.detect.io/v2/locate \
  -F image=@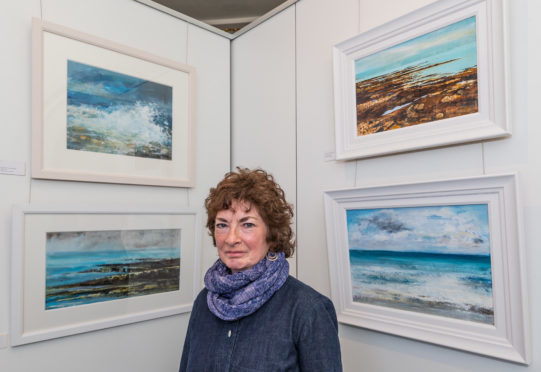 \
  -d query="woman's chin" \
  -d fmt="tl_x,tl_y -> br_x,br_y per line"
228,264 -> 249,273
224,260 -> 253,273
